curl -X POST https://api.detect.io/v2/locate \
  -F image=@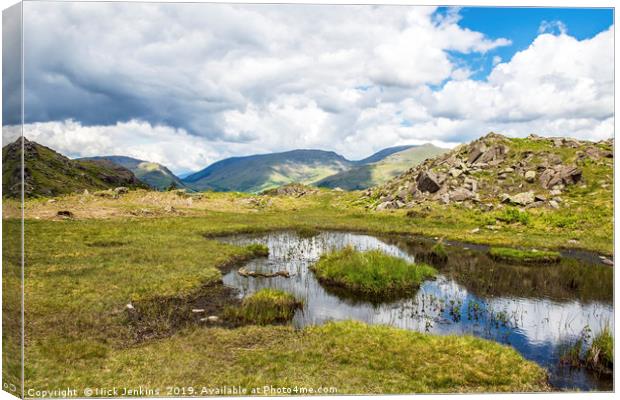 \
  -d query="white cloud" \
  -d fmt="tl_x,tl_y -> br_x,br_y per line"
11,3 -> 613,173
